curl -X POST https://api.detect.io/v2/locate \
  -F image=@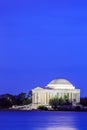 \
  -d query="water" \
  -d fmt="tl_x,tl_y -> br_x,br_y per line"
0,111 -> 87,130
